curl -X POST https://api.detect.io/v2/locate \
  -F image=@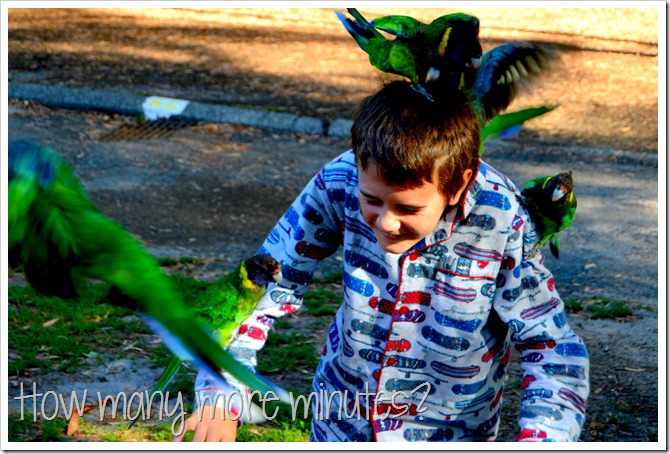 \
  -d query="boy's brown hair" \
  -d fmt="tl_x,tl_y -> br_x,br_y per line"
351,81 -> 480,204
